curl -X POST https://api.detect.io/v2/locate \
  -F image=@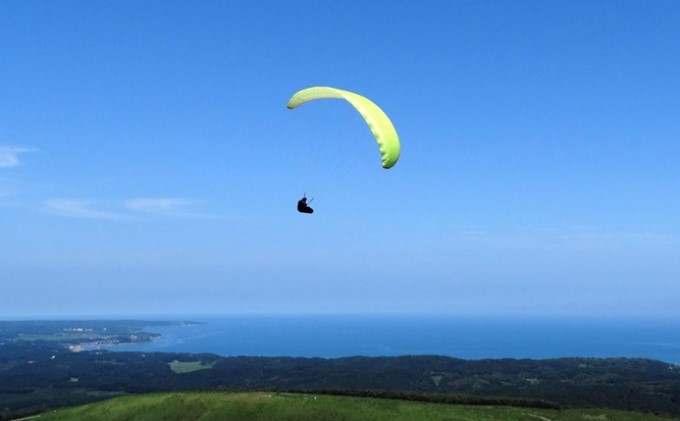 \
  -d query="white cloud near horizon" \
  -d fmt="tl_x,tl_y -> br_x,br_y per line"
44,197 -> 216,220
0,146 -> 36,168
45,198 -> 123,220
123,197 -> 223,219
123,198 -> 192,213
